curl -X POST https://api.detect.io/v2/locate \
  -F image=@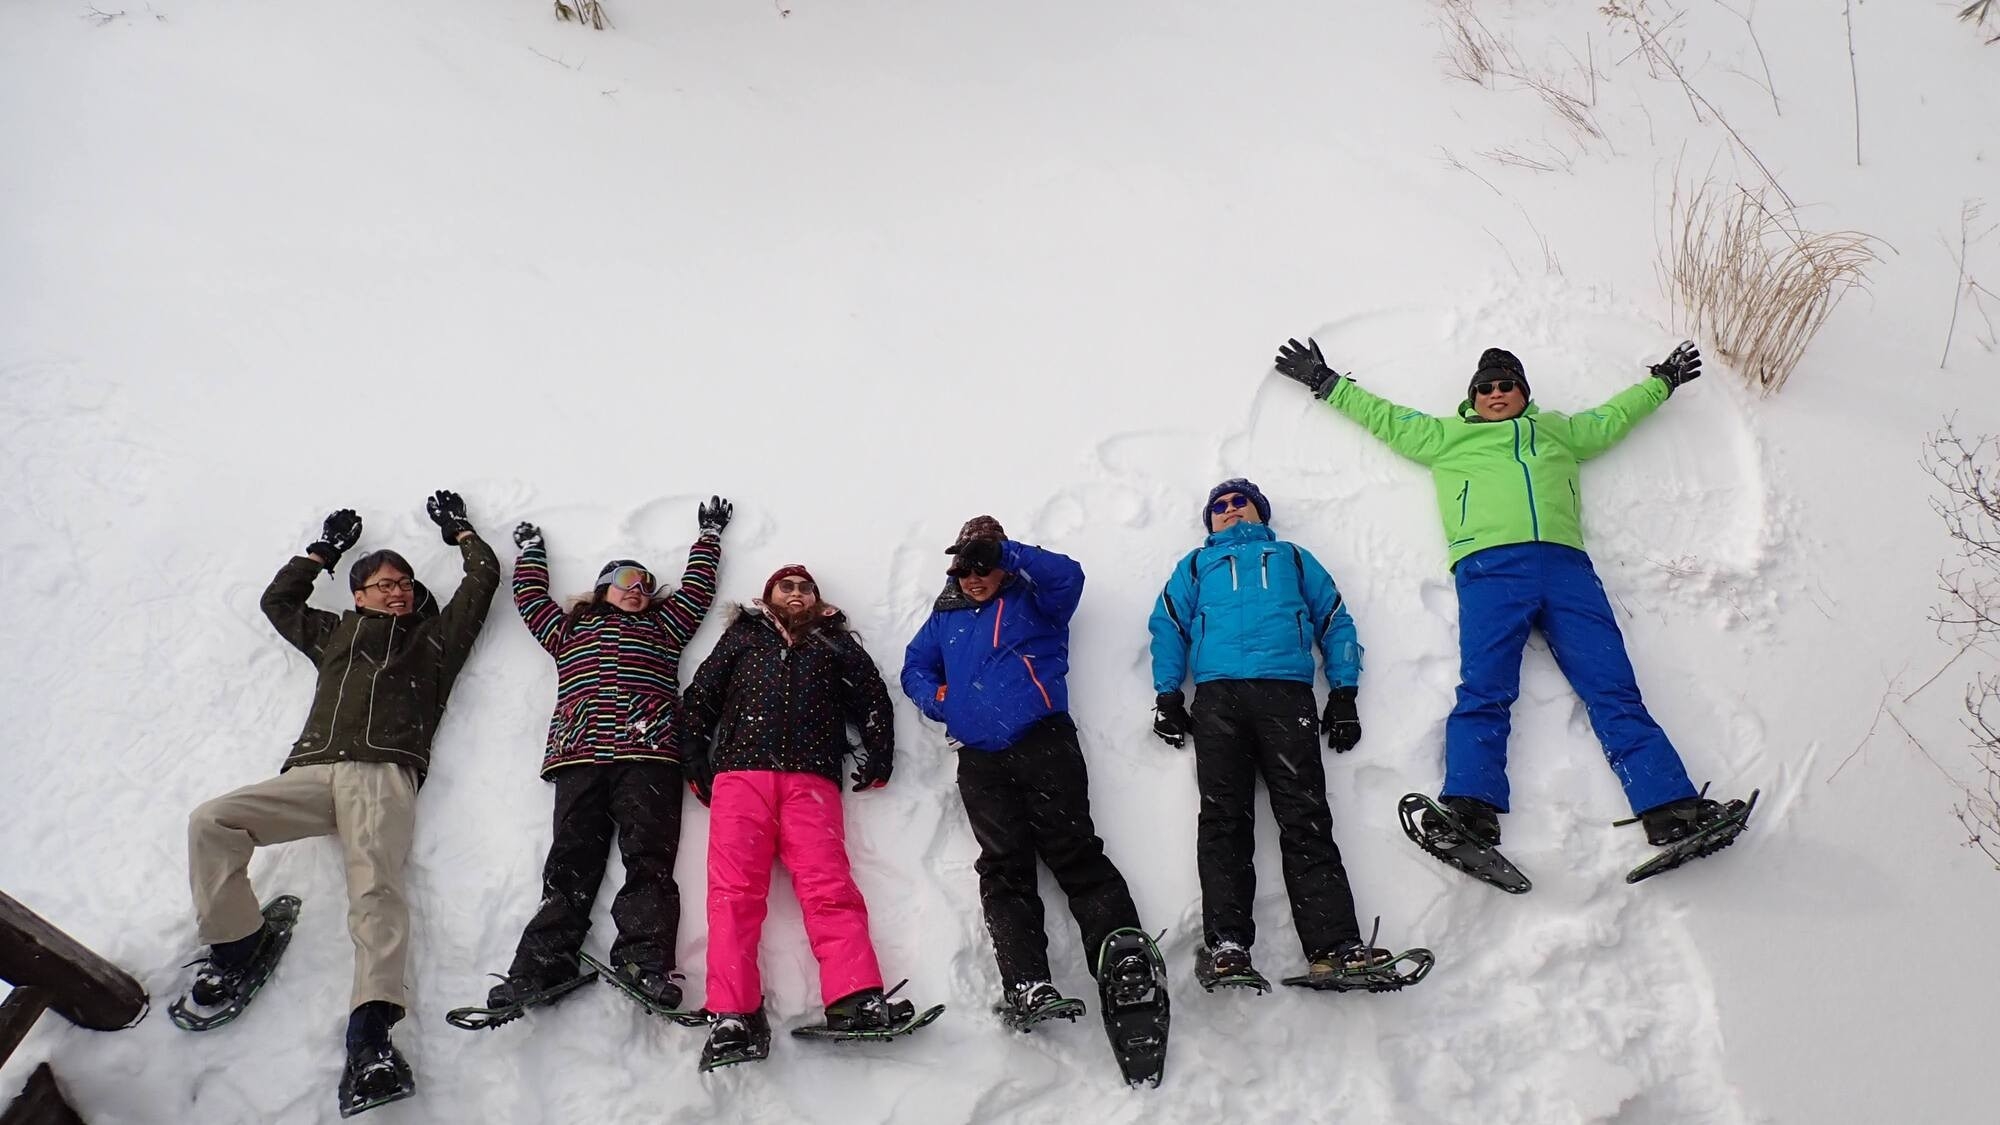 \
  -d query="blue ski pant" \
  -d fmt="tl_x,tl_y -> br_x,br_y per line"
1442,543 -> 1697,816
